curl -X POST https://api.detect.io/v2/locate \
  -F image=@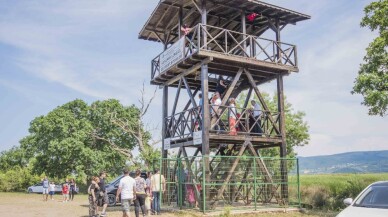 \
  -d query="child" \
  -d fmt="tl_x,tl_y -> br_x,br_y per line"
62,183 -> 69,202
49,182 -> 56,201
